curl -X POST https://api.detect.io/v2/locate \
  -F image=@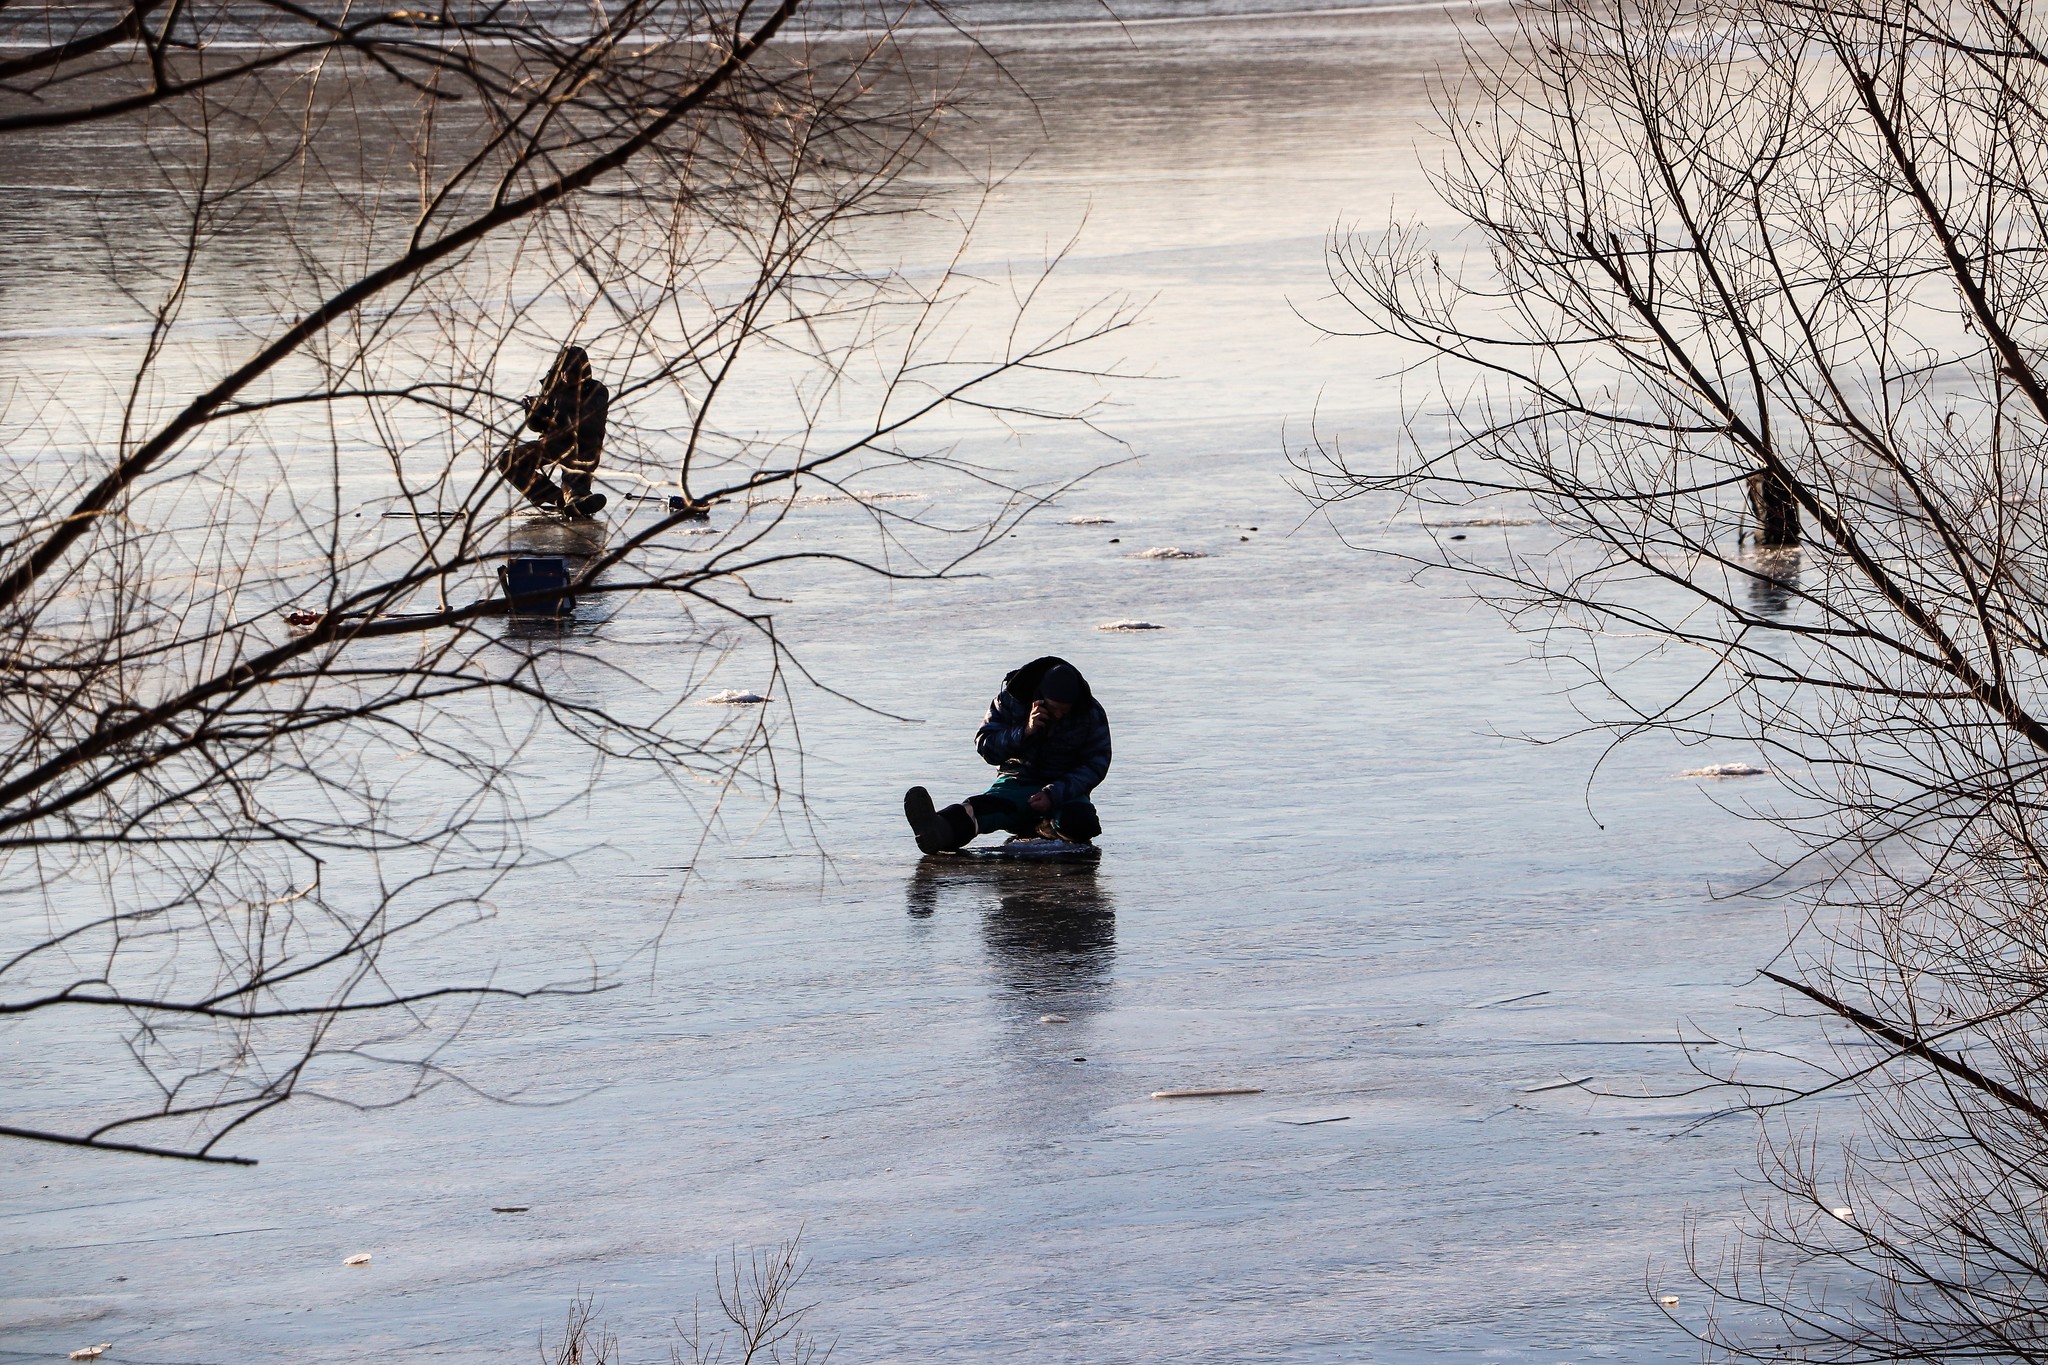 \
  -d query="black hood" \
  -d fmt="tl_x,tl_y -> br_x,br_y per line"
1003,655 -> 1094,710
